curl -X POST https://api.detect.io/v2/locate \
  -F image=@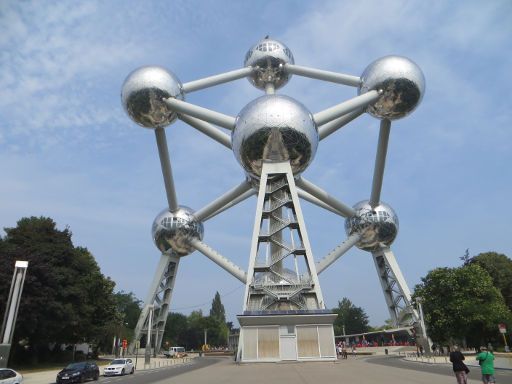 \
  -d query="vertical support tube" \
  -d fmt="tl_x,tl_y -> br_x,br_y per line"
155,128 -> 179,212
369,119 -> 391,208
145,305 -> 154,365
